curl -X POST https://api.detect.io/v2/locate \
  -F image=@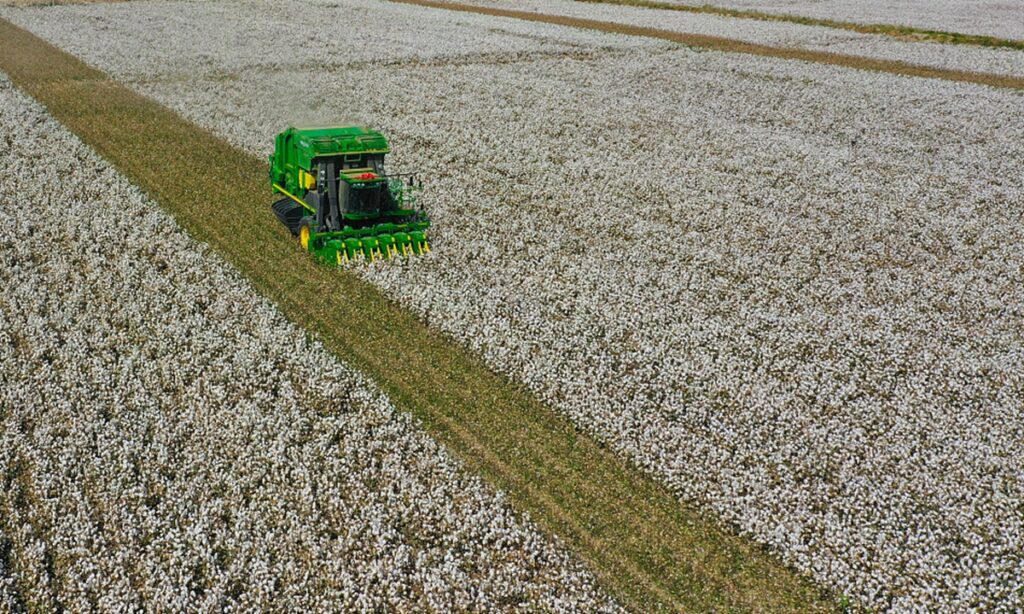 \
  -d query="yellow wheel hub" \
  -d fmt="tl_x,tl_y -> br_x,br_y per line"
299,225 -> 310,250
